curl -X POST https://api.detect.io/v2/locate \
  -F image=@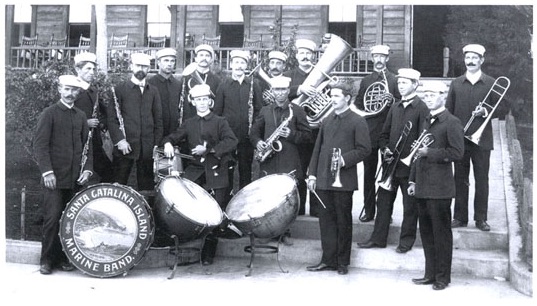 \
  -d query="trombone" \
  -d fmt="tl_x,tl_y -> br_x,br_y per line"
378,121 -> 413,191
463,76 -> 510,145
